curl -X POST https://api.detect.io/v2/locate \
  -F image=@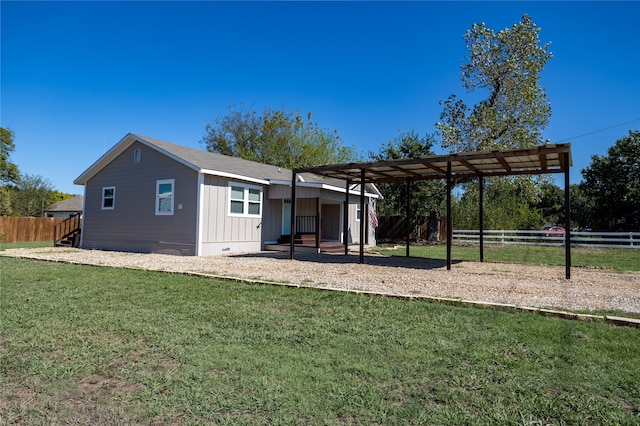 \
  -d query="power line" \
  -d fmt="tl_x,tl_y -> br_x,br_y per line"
554,118 -> 640,143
